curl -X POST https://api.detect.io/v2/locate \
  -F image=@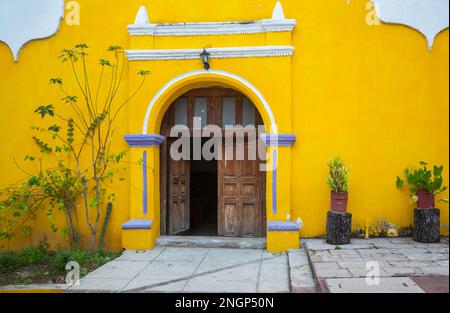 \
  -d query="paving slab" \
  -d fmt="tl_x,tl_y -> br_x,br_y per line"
303,238 -> 449,284
184,277 -> 258,293
406,253 -> 447,262
326,277 -> 425,293
288,250 -> 317,293
199,263 -> 261,281
411,276 -> 449,293
257,280 -> 290,293
123,278 -> 188,292
115,248 -> 164,262
70,278 -> 130,292
315,269 -> 352,278
136,260 -> 199,280
86,260 -> 150,279
421,267 -> 449,276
